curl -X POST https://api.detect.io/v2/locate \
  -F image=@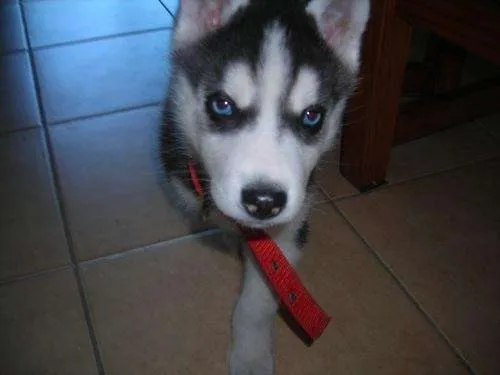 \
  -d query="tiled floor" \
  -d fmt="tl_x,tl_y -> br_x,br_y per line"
1,1 -> 499,374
